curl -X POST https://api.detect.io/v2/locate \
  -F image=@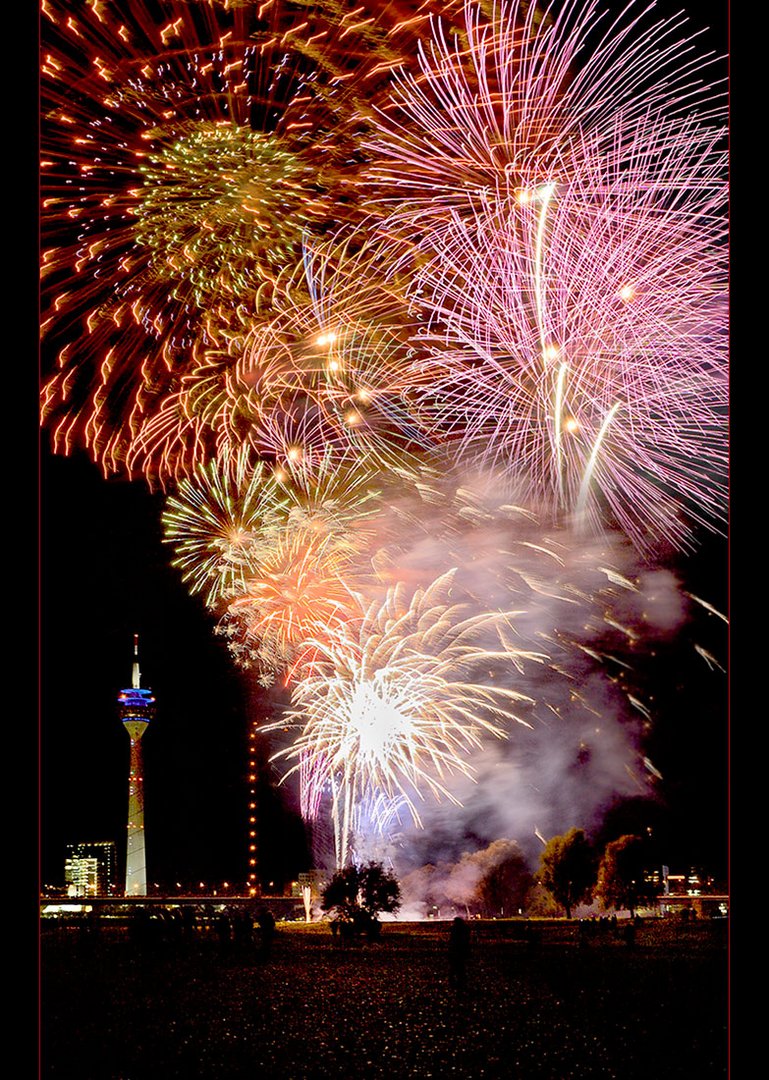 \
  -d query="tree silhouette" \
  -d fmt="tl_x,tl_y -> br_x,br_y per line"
476,840 -> 533,917
538,828 -> 596,918
321,861 -> 401,929
595,834 -> 656,916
